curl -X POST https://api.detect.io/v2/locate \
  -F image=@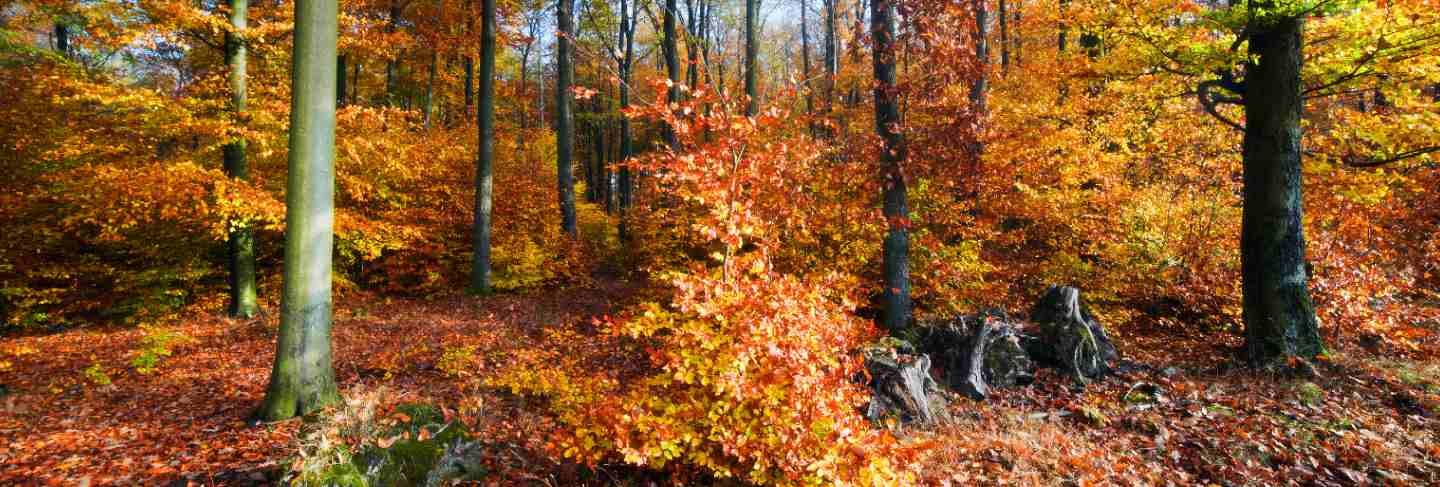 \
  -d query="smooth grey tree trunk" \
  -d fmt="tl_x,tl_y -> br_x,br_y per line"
471,0 -> 496,293
258,0 -> 341,421
872,0 -> 910,334
557,0 -> 578,237
1240,14 -> 1324,364
224,0 -> 258,319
